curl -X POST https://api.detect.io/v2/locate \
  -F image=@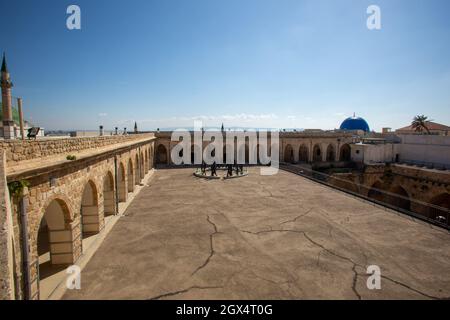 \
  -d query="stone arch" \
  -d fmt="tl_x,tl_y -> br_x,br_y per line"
127,158 -> 134,193
326,144 -> 336,162
117,161 -> 127,202
386,185 -> 411,211
156,144 -> 168,164
340,144 -> 351,162
103,171 -> 116,216
368,182 -> 411,211
299,144 -> 309,163
134,154 -> 140,185
284,144 -> 294,163
81,180 -> 100,237
428,193 -> 450,223
37,198 -> 76,281
313,144 -> 322,162
367,181 -> 385,202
